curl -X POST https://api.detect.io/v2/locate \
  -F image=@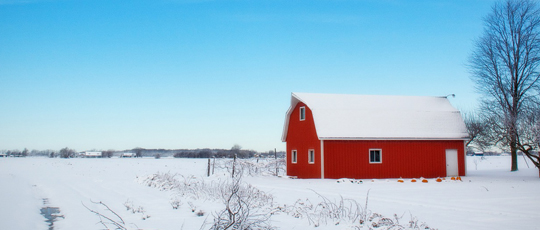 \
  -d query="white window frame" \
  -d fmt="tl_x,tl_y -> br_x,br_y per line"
291,150 -> 297,164
369,149 -> 382,164
300,106 -> 306,121
308,149 -> 315,164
